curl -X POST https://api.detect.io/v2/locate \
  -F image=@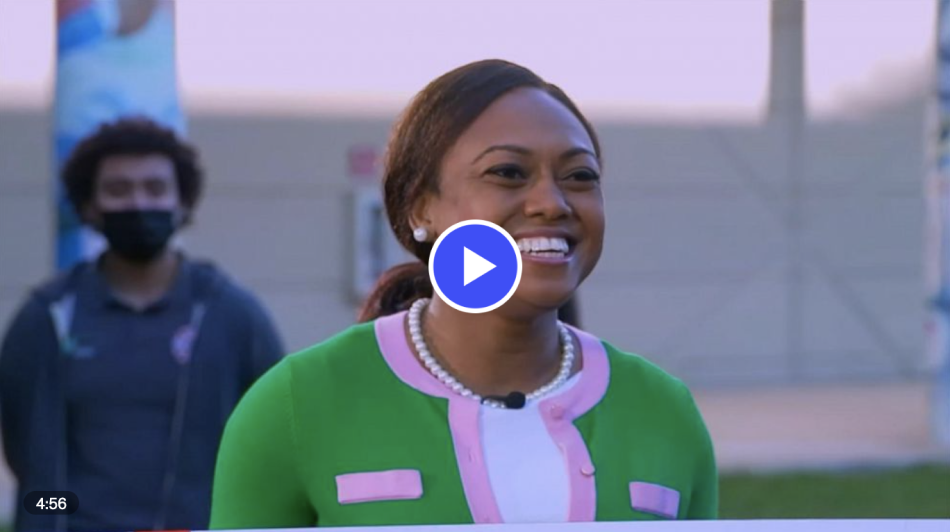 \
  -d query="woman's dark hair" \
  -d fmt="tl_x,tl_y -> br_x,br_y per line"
357,59 -> 601,322
62,116 -> 204,224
